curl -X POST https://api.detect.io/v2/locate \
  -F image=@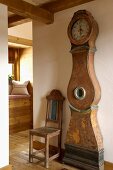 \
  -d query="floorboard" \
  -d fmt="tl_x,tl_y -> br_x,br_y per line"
9,130 -> 78,170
